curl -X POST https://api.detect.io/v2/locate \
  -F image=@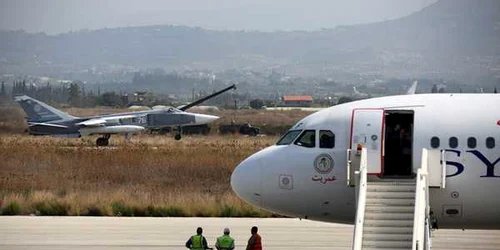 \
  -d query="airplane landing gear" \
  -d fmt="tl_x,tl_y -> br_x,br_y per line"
96,134 -> 111,147
174,126 -> 182,140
